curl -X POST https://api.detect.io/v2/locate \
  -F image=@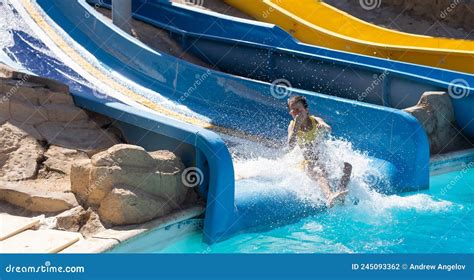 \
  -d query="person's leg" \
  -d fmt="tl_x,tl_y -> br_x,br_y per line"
326,162 -> 352,207
337,162 -> 353,192
305,161 -> 332,199
305,160 -> 351,208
